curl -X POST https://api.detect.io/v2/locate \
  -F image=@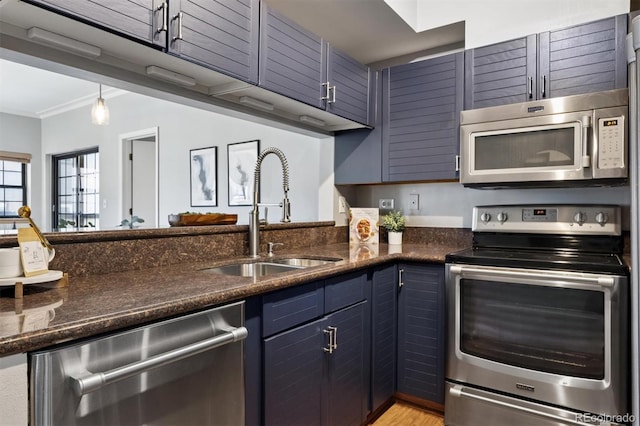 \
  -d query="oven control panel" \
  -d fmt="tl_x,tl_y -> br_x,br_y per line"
472,205 -> 621,235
